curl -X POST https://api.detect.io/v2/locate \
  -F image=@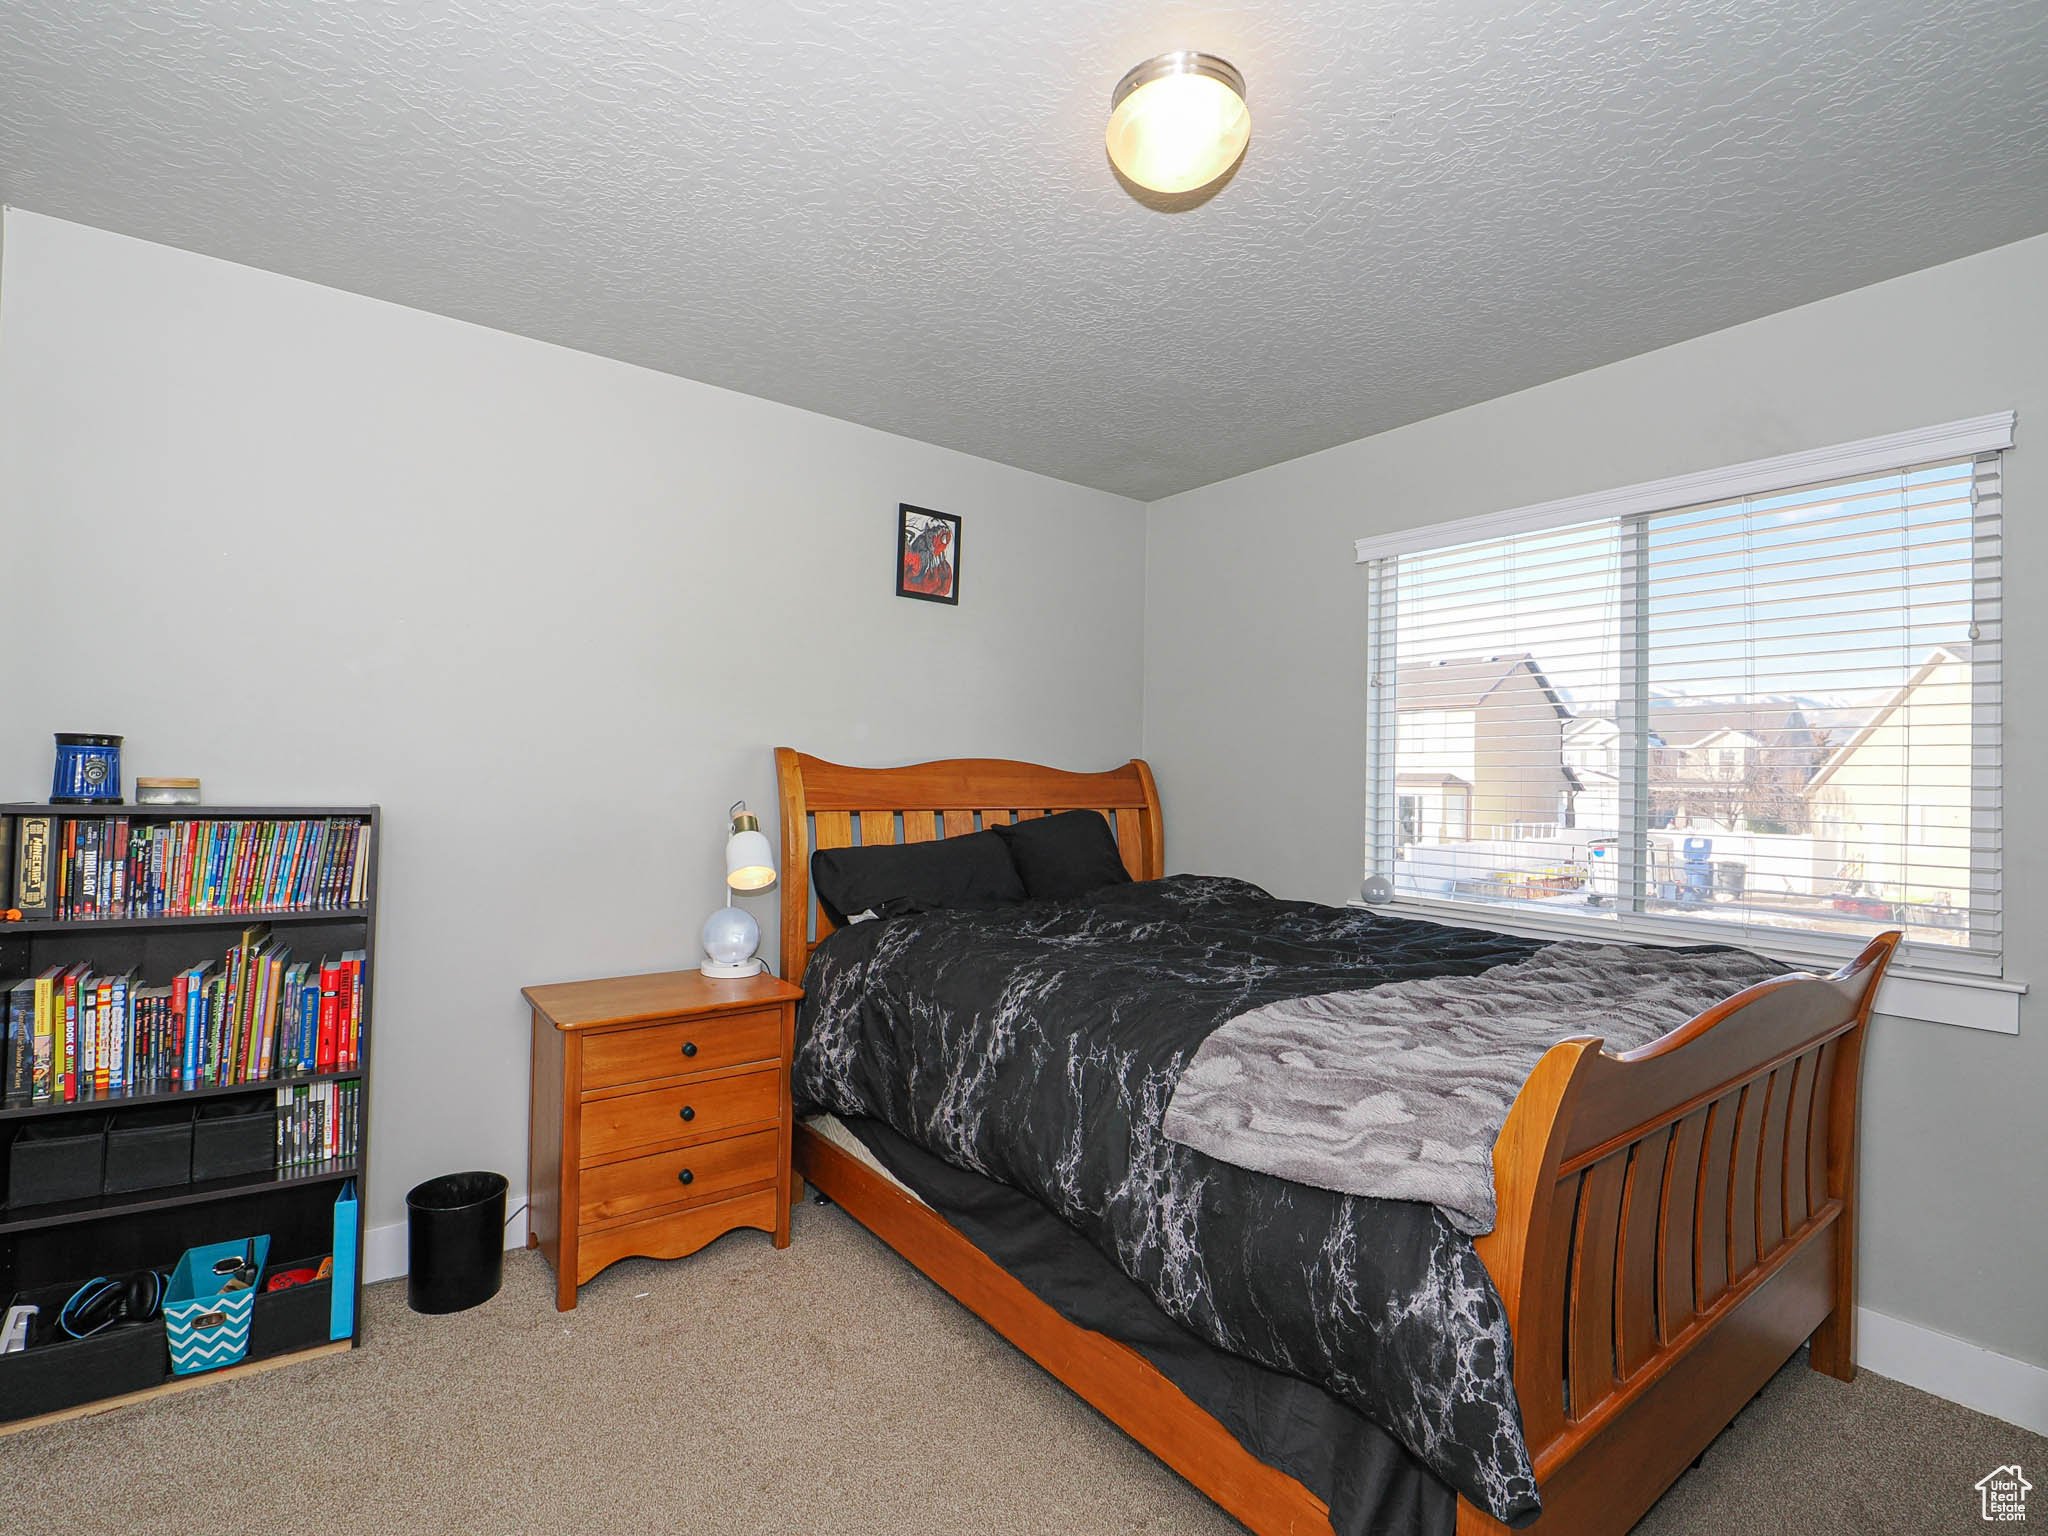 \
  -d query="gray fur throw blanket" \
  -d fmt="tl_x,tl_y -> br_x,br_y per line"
1162,943 -> 1789,1235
